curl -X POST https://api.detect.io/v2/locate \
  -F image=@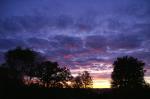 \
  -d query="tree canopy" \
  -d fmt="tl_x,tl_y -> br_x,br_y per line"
111,56 -> 146,88
34,61 -> 73,88
4,47 -> 40,75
